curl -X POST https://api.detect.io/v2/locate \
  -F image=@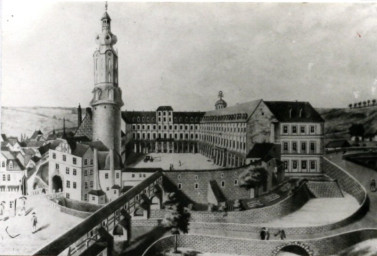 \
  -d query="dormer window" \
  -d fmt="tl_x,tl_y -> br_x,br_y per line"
8,161 -> 13,169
